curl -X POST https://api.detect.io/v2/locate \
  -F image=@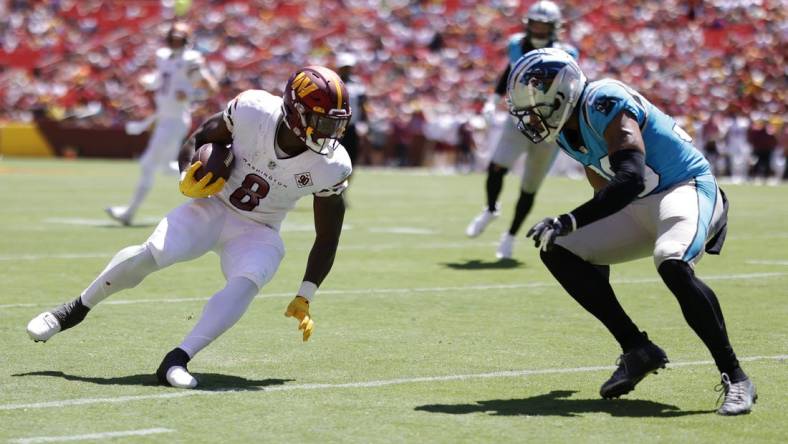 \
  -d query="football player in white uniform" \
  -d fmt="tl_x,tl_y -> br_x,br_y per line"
107,22 -> 218,226
467,1 -> 578,260
27,66 -> 353,389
